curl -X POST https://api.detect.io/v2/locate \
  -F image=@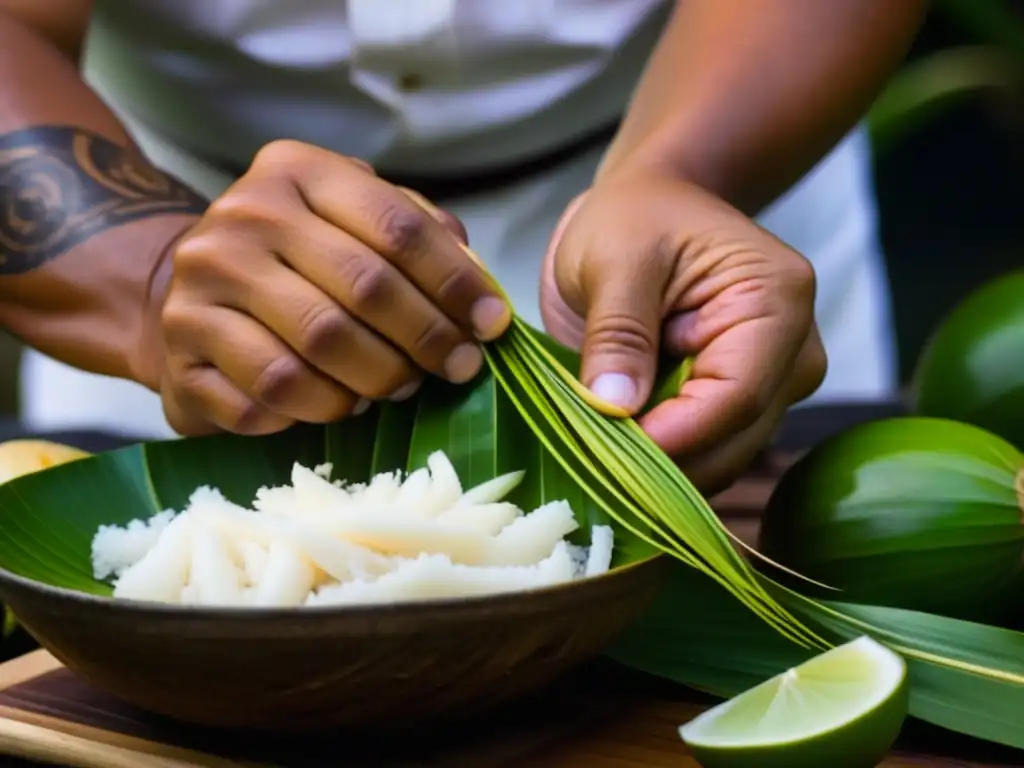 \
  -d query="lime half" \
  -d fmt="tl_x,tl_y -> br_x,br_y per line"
679,636 -> 908,768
